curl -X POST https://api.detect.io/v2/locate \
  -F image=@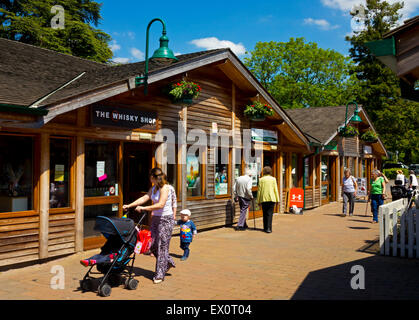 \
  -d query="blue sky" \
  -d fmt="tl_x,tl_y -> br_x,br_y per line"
99,0 -> 419,64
